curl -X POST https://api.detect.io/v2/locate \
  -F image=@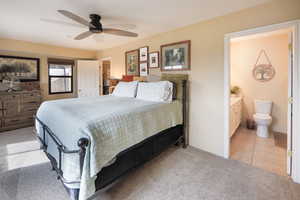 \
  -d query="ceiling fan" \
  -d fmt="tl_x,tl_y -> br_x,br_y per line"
57,10 -> 138,40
